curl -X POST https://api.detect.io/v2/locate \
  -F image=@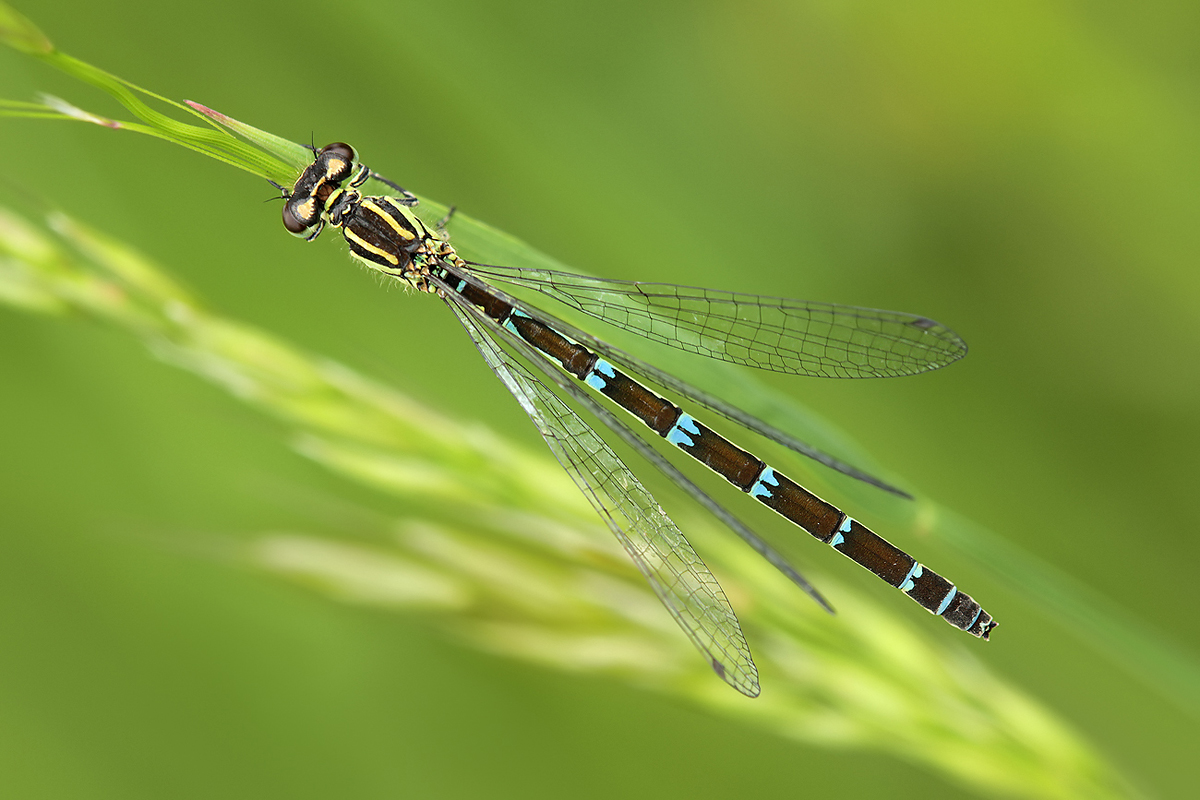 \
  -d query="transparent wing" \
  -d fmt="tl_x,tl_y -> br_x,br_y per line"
464,263 -> 966,379
436,270 -> 833,612
444,293 -> 761,697
445,262 -> 911,498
